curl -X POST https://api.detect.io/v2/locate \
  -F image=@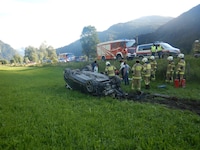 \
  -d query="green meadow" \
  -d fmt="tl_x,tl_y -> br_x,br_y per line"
0,57 -> 200,149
